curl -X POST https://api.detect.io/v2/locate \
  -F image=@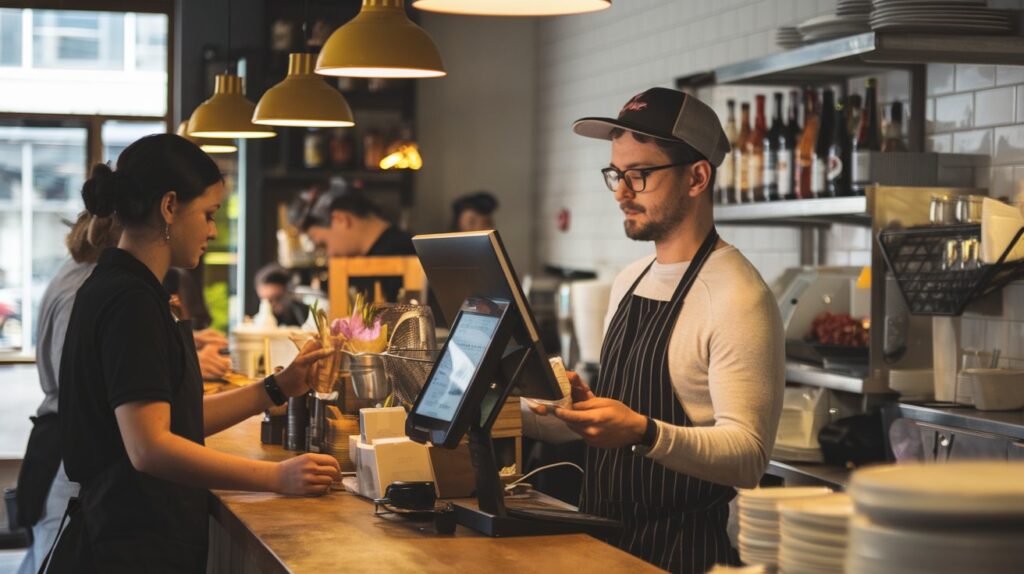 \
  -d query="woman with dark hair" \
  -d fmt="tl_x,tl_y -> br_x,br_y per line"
56,134 -> 340,571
